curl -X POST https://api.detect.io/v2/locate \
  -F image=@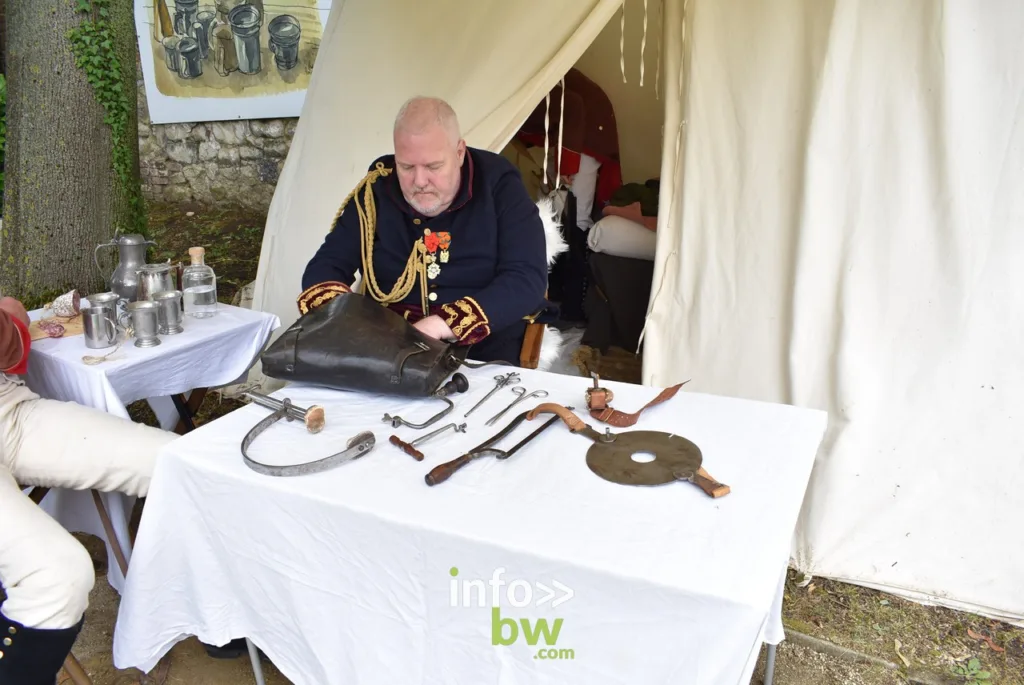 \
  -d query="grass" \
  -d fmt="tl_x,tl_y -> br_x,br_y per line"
147,201 -> 266,307
133,202 -> 1024,684
784,572 -> 1024,683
